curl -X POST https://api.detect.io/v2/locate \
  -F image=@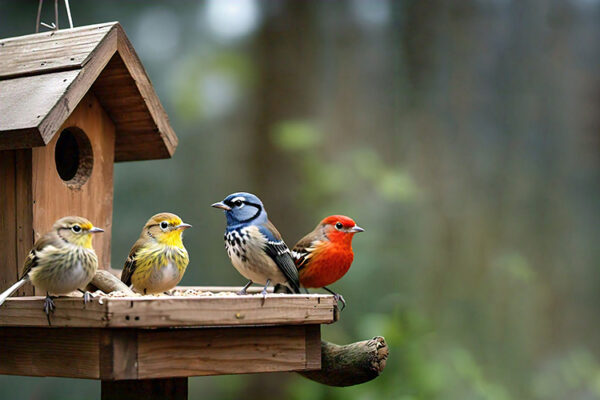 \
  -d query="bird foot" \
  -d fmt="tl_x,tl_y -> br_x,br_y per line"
237,281 -> 253,295
83,291 -> 93,305
333,293 -> 346,311
323,287 -> 346,311
260,288 -> 268,306
43,295 -> 55,325
260,279 -> 270,306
